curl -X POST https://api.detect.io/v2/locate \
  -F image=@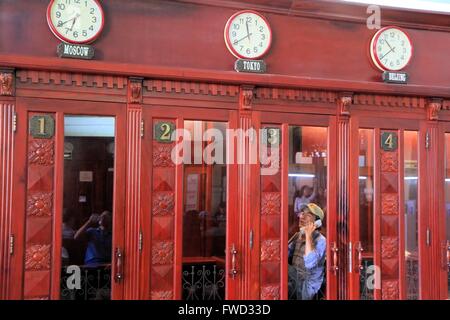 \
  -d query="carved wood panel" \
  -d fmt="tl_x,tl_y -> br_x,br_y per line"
150,119 -> 176,300
23,112 -> 55,300
379,130 -> 400,300
260,125 -> 282,299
